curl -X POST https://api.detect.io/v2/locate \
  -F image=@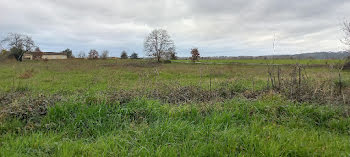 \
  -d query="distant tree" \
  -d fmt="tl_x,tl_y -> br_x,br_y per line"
78,51 -> 86,58
342,21 -> 350,70
164,51 -> 176,60
9,47 -> 24,60
0,49 -> 6,60
144,29 -> 175,62
170,52 -> 177,60
121,51 -> 128,59
190,48 -> 200,62
101,50 -> 109,59
342,21 -> 350,50
62,48 -> 73,58
1,33 -> 35,61
88,49 -> 99,59
32,47 -> 43,60
1,49 -> 6,55
130,52 -> 138,59
34,47 -> 41,52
